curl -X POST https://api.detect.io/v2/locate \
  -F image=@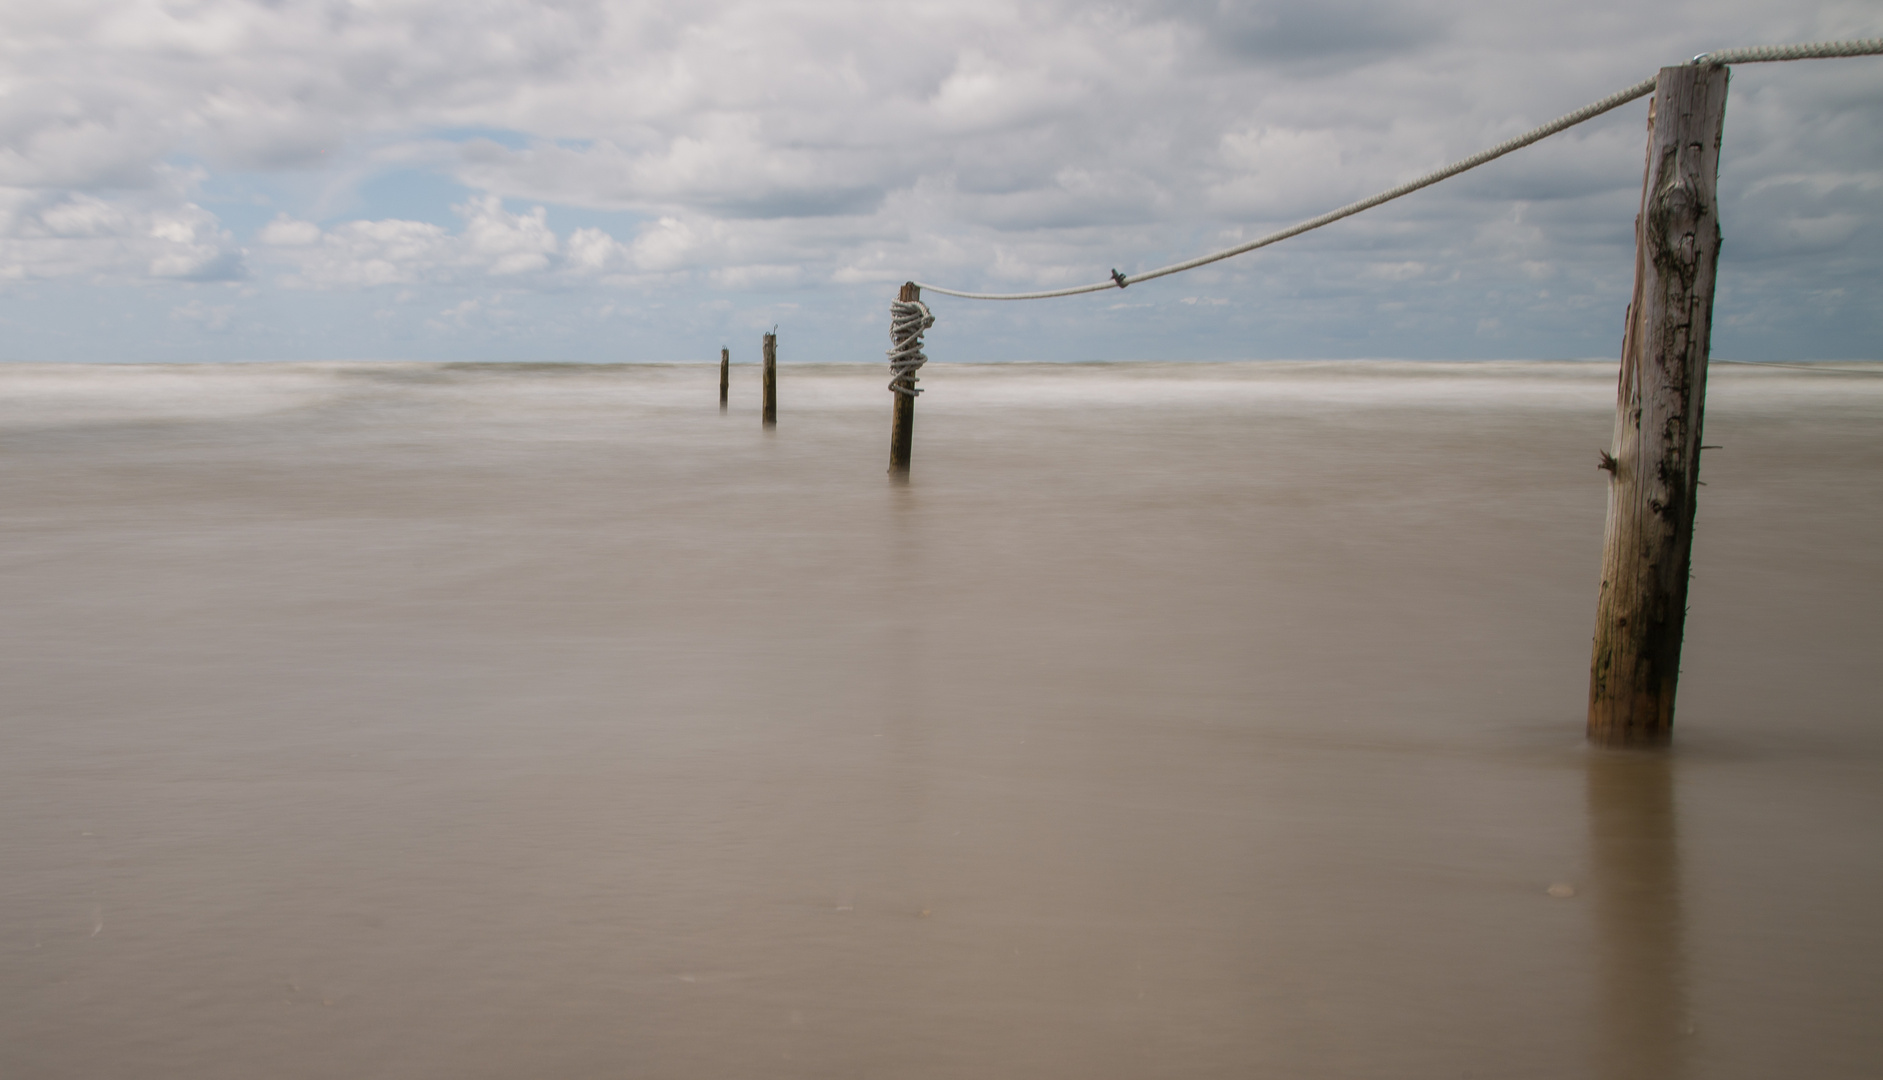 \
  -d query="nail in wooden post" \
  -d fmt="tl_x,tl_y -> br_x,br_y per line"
719,347 -> 729,411
889,282 -> 919,476
761,332 -> 777,428
1587,64 -> 1730,747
